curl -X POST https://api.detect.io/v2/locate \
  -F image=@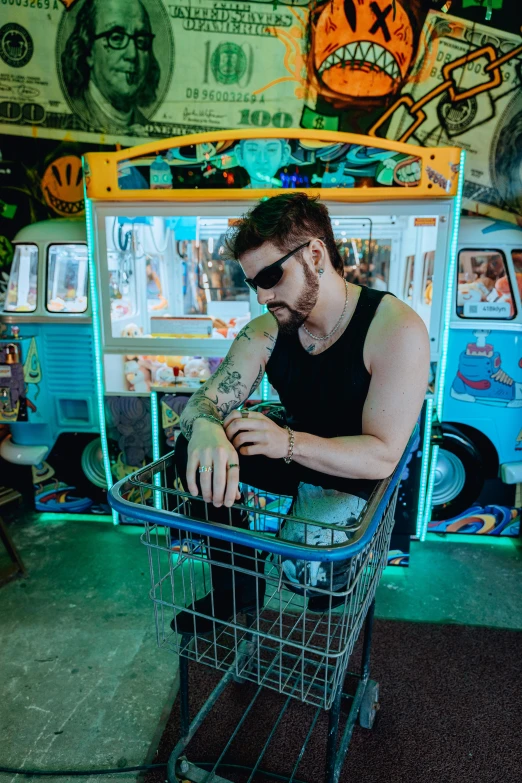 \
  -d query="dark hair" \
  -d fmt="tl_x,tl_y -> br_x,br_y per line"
61,0 -> 160,107
224,193 -> 344,277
